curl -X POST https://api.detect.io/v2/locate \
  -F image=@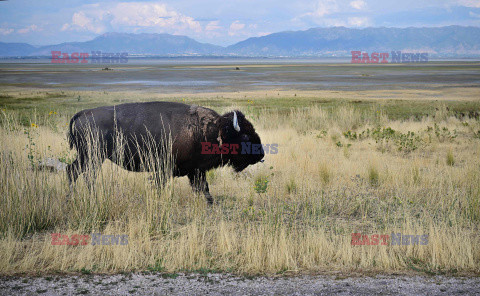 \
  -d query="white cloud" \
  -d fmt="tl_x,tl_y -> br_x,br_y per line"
69,11 -> 106,34
17,24 -> 41,34
257,31 -> 272,37
297,0 -> 374,28
348,17 -> 371,27
230,21 -> 245,31
308,16 -> 371,28
206,21 -> 221,31
0,28 -> 14,35
458,0 -> 480,8
350,0 -> 366,10
61,23 -> 70,31
111,2 -> 201,32
311,0 -> 339,17
63,2 -> 201,35
470,11 -> 480,17
298,0 -> 339,20
204,20 -> 223,38
228,20 -> 246,36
